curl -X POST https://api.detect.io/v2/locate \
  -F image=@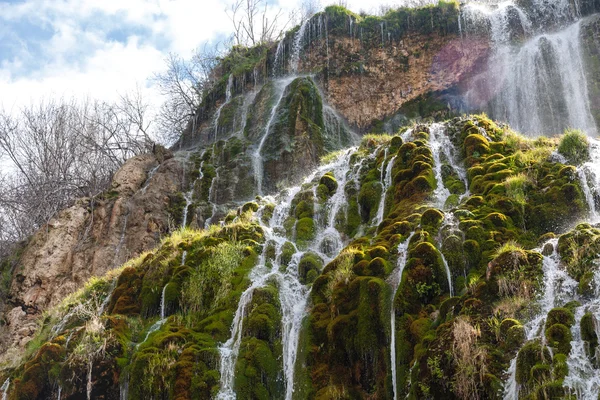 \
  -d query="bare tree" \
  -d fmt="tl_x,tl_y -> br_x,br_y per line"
0,96 -> 154,246
227,0 -> 294,47
153,47 -> 221,145
301,0 -> 321,20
